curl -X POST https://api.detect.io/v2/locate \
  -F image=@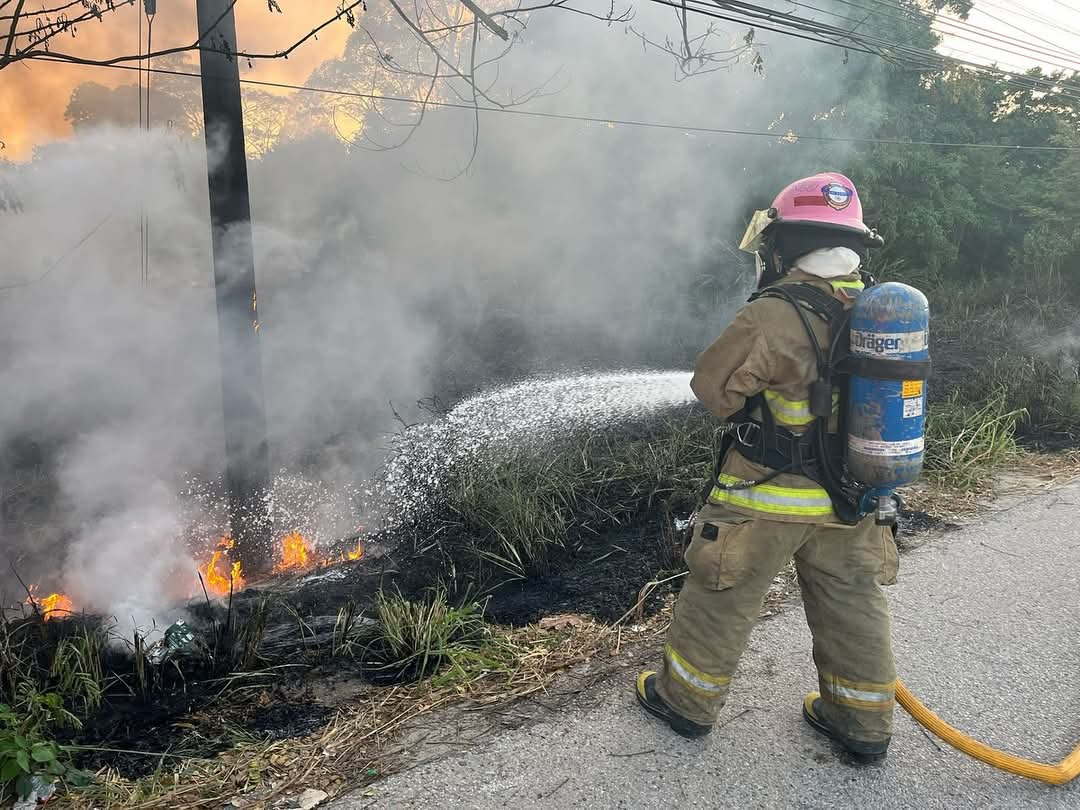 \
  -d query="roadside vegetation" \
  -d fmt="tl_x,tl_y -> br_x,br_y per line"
4,362 -> 1072,807
416,410 -> 722,580
6,266 -> 1080,808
